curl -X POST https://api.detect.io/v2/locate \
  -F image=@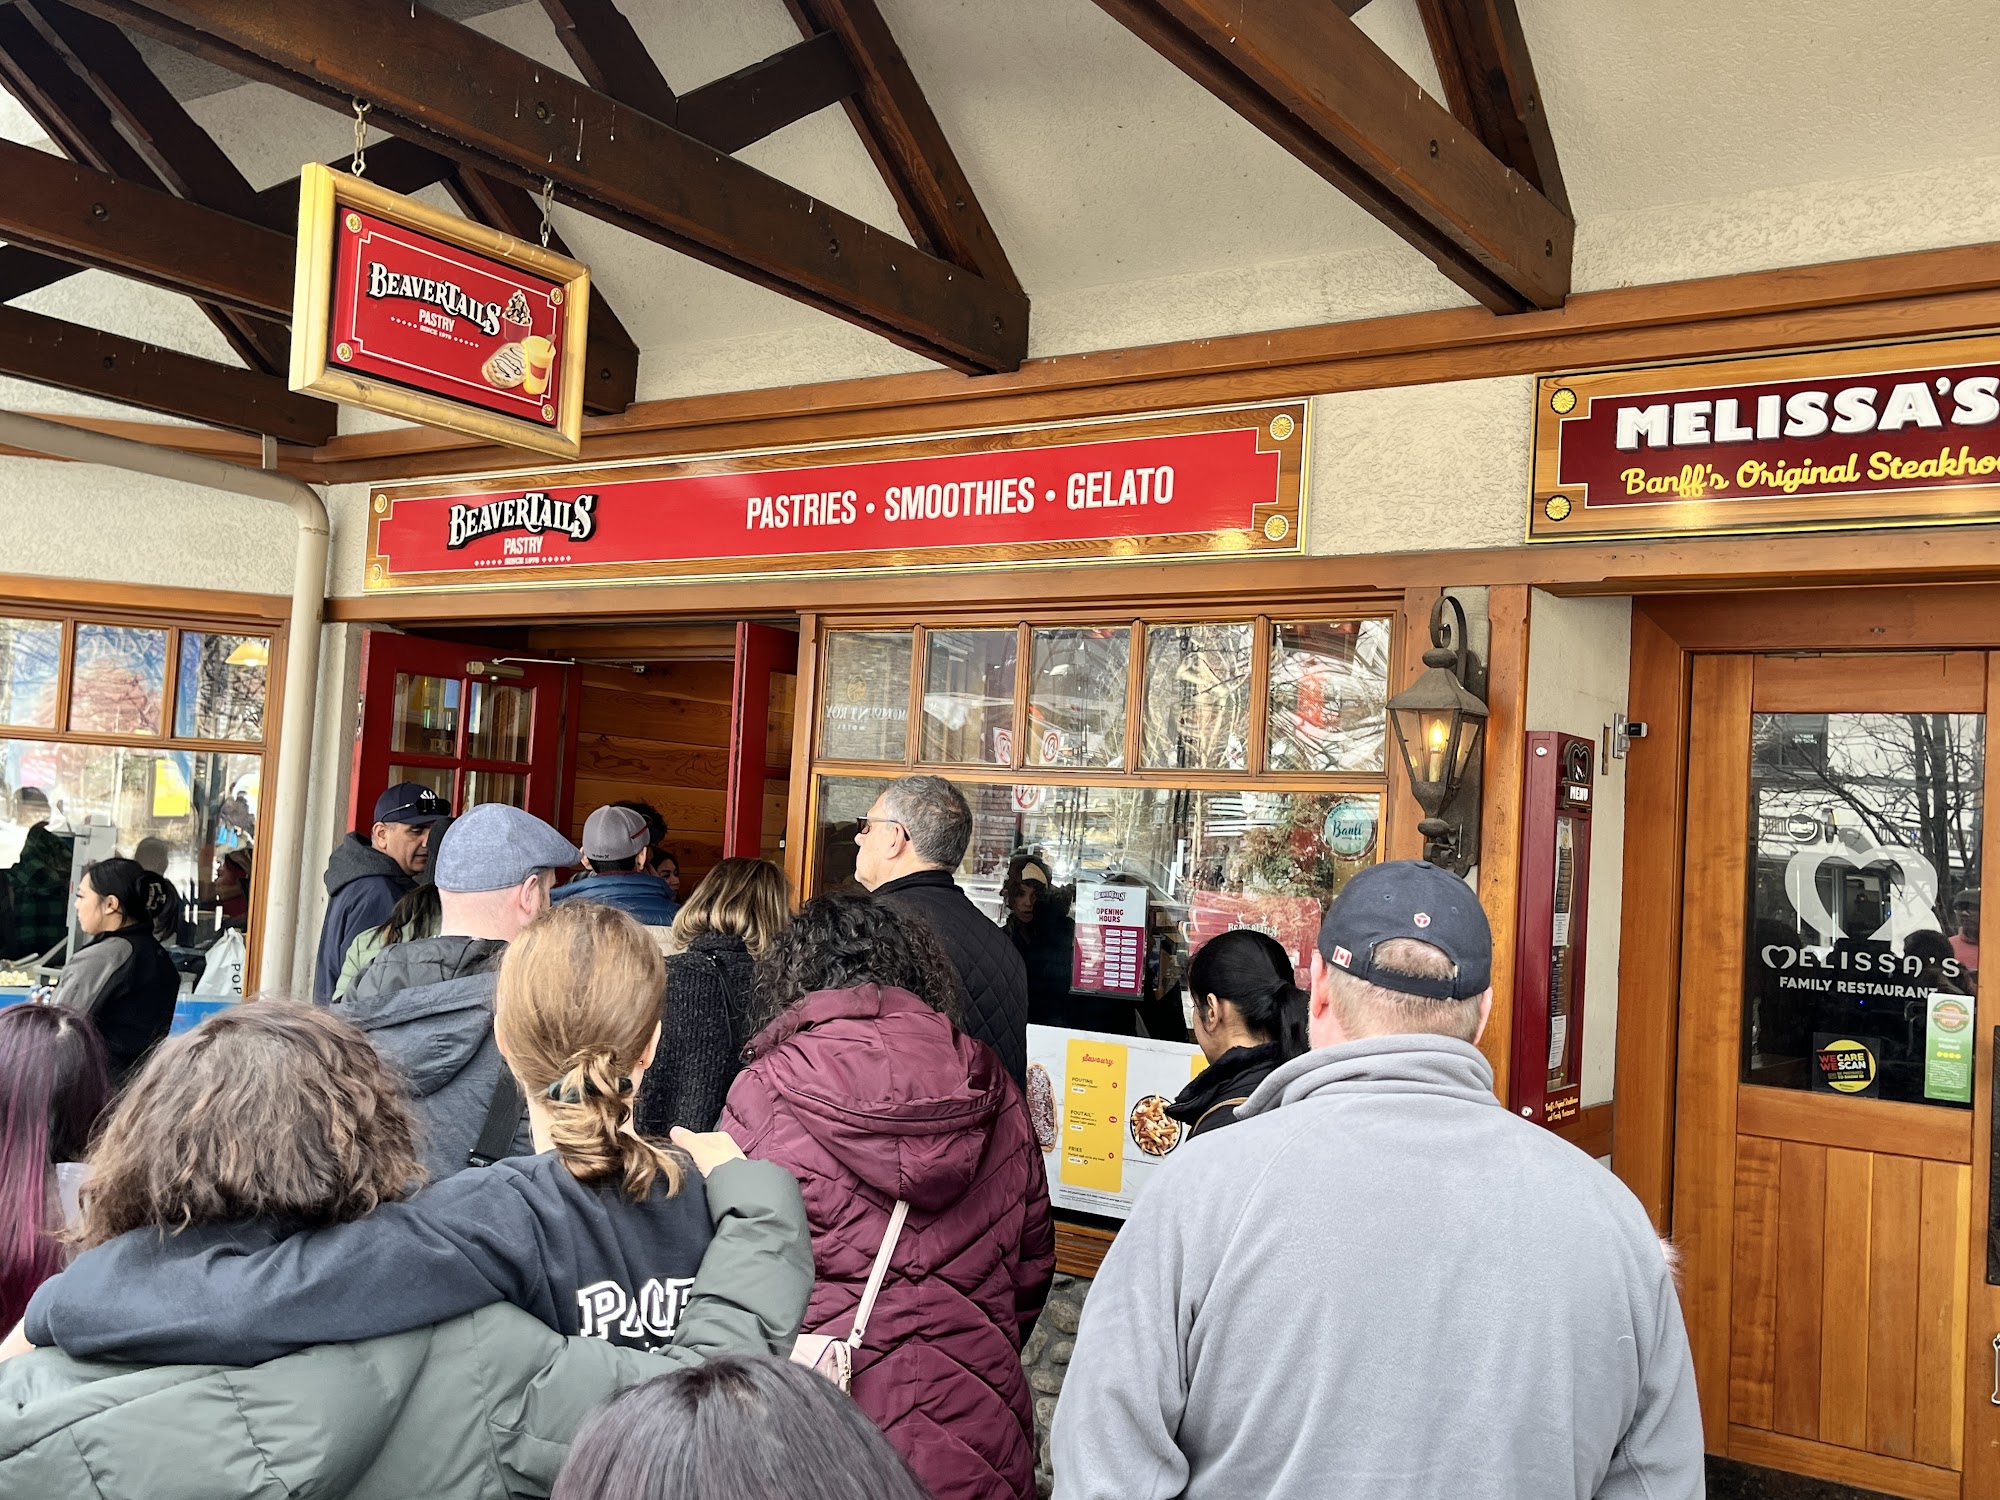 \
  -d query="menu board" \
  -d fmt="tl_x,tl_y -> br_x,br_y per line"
1026,1023 -> 1207,1219
1073,883 -> 1148,997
